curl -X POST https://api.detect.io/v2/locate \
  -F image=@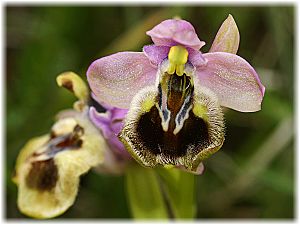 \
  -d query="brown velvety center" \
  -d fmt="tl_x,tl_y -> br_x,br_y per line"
137,106 -> 210,158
